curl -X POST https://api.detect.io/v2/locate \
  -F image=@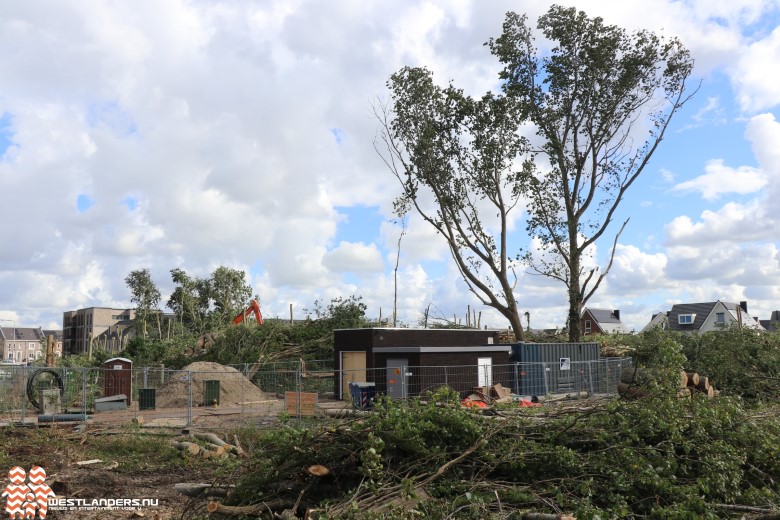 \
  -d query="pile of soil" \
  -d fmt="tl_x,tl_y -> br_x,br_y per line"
156,361 -> 270,408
